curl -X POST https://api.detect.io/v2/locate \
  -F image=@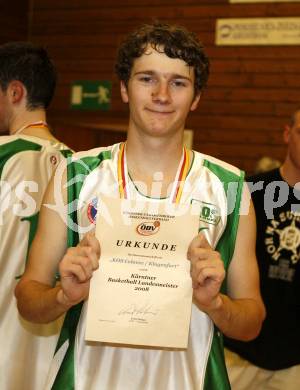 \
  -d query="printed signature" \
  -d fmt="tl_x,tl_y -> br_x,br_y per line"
118,303 -> 159,317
